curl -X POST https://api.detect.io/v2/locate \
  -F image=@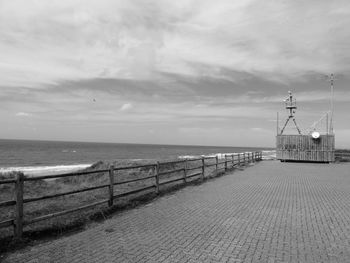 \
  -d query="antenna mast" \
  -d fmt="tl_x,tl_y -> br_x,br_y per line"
330,73 -> 334,134
280,91 -> 302,135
